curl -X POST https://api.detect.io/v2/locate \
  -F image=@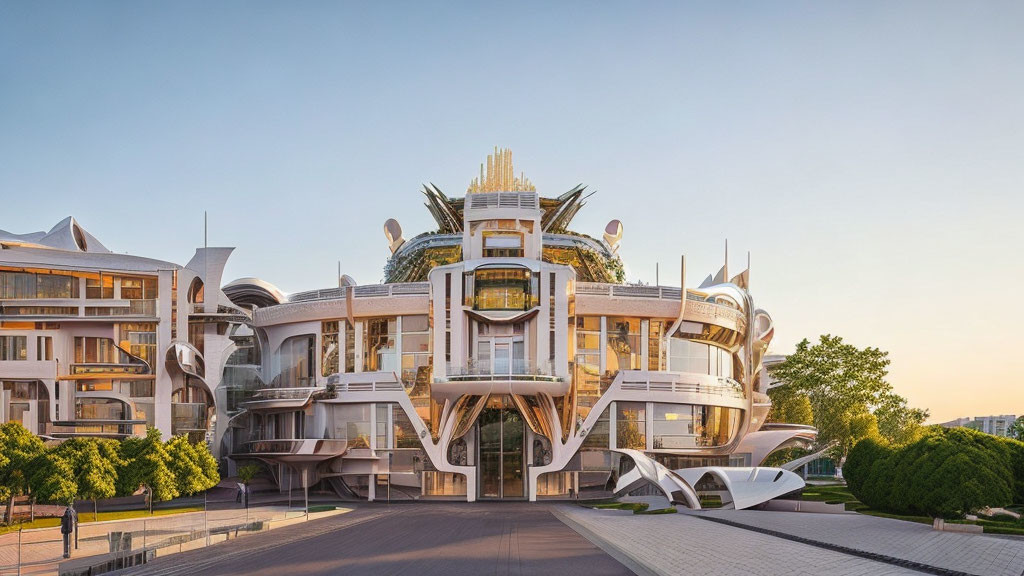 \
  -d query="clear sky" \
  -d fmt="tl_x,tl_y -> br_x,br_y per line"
2,1 -> 1022,423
